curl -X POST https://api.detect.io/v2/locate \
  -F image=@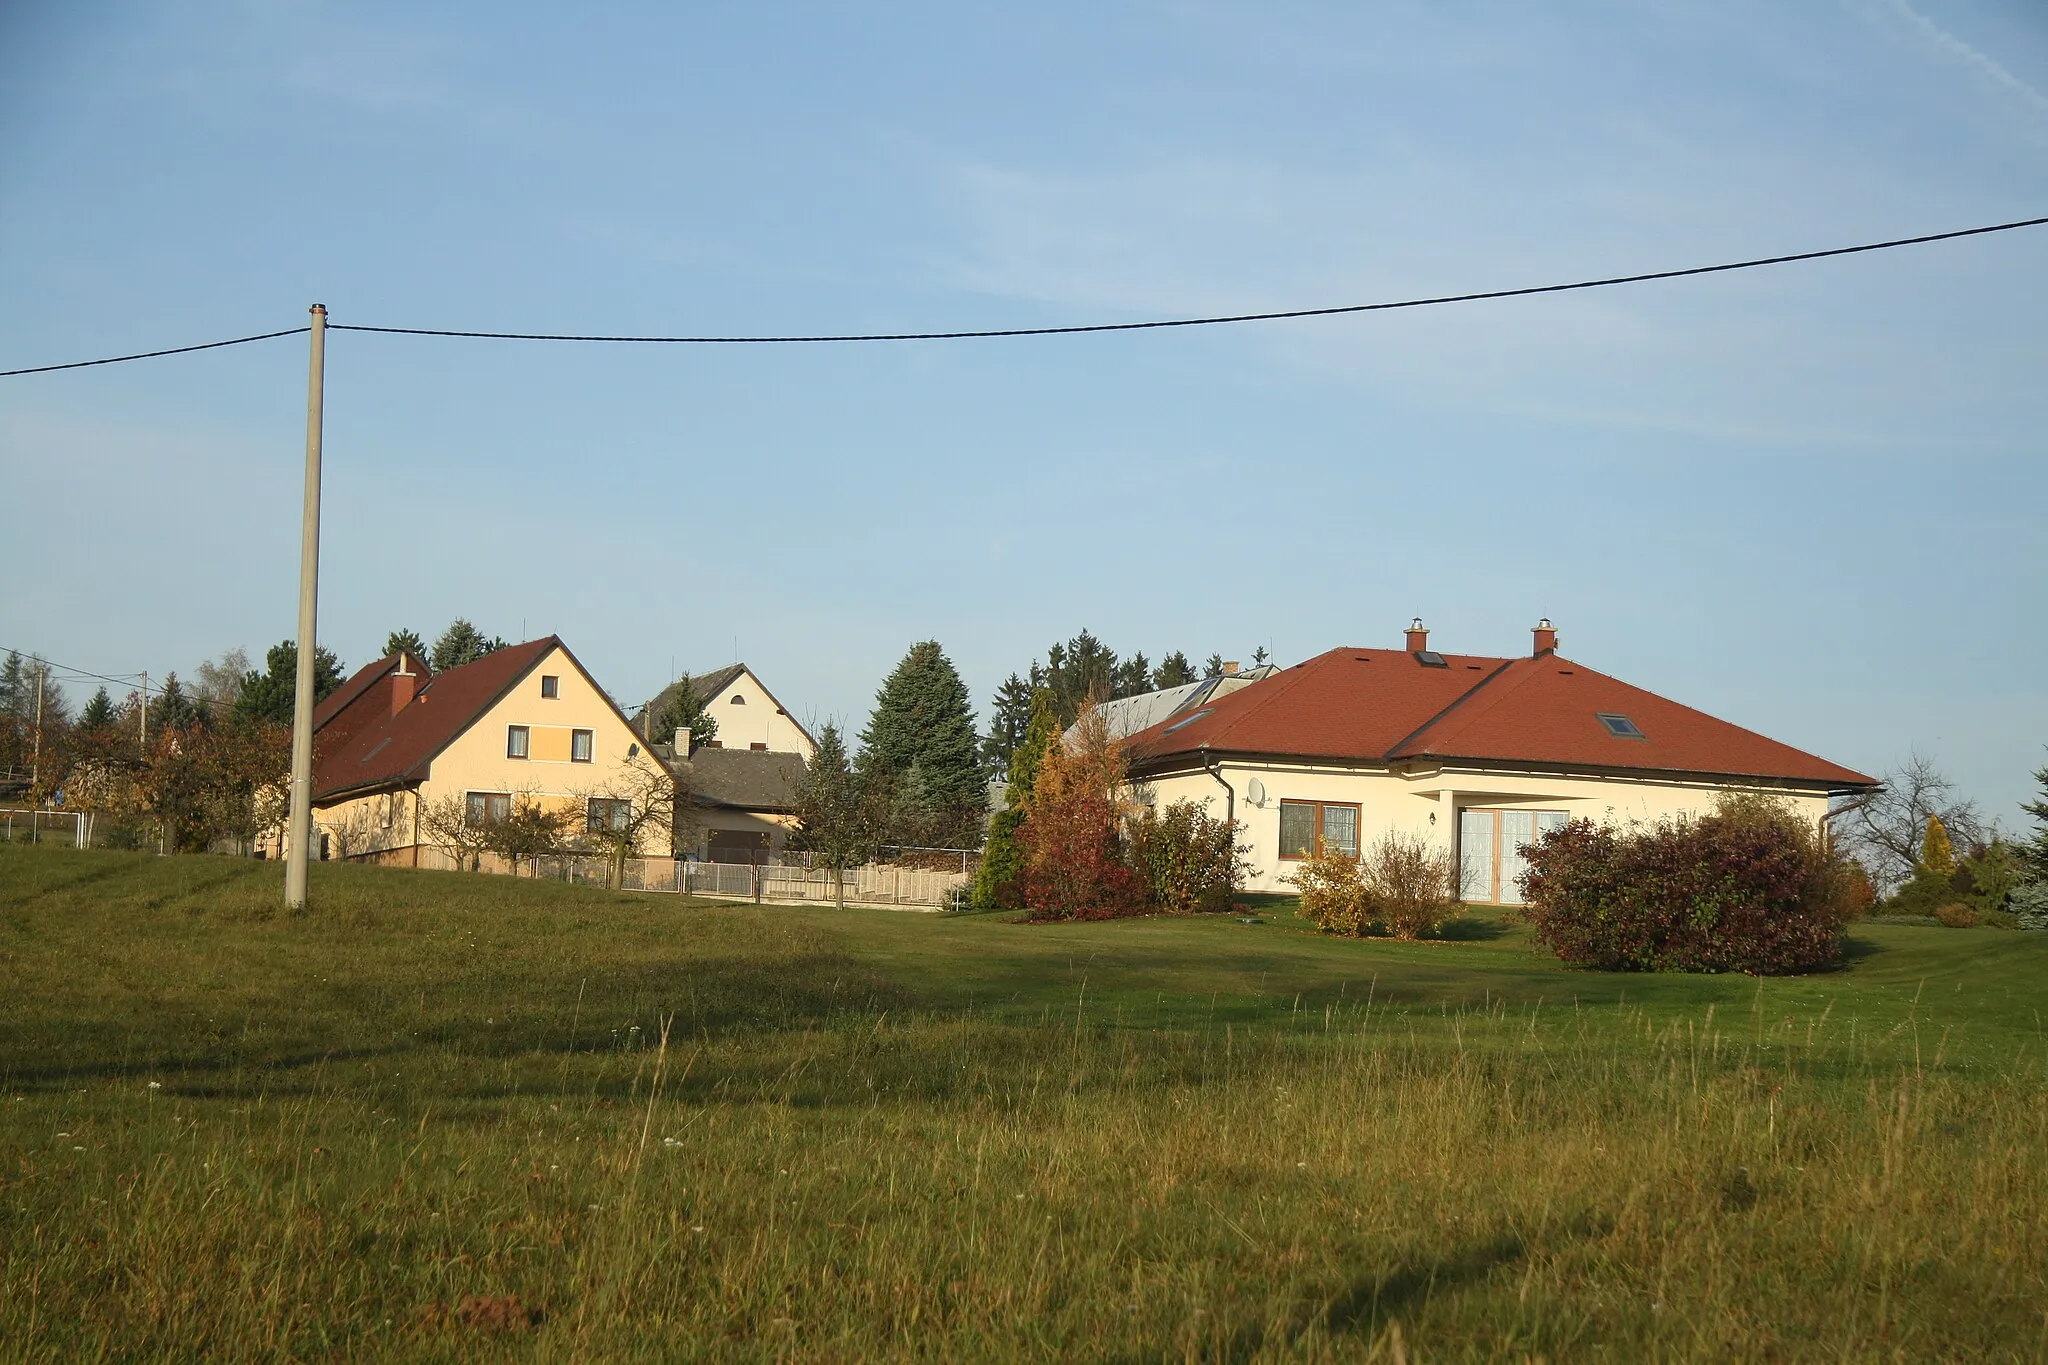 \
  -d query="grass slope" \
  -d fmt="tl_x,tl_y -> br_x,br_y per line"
3,845 -> 2046,1360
